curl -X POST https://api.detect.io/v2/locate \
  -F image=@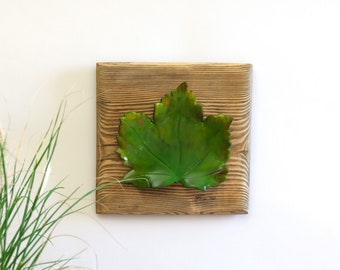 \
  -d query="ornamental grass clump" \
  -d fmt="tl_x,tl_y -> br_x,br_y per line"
0,102 -> 94,270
